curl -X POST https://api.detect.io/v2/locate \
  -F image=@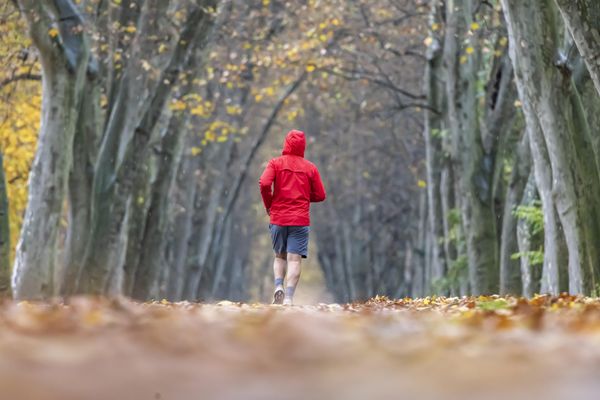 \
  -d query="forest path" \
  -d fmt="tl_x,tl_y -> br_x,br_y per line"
1,295 -> 600,400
